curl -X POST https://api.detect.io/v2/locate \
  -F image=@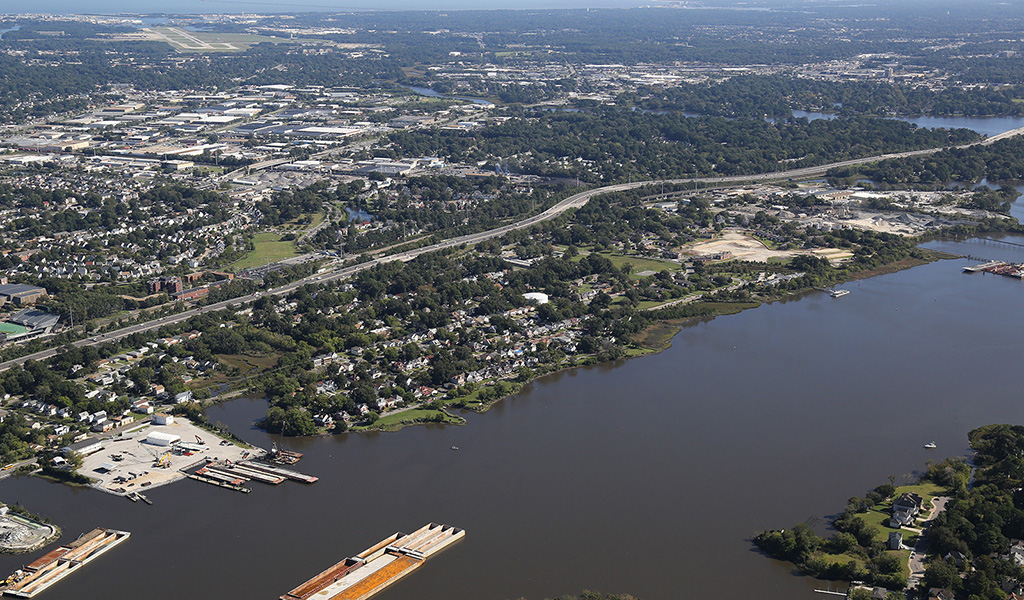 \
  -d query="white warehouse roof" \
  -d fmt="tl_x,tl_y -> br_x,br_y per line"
145,431 -> 181,446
